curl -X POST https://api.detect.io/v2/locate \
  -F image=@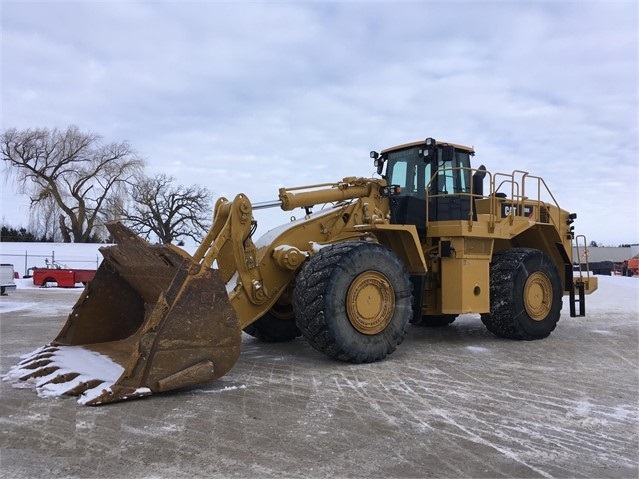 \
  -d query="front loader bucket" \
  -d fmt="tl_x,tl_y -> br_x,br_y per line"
3,222 -> 241,405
